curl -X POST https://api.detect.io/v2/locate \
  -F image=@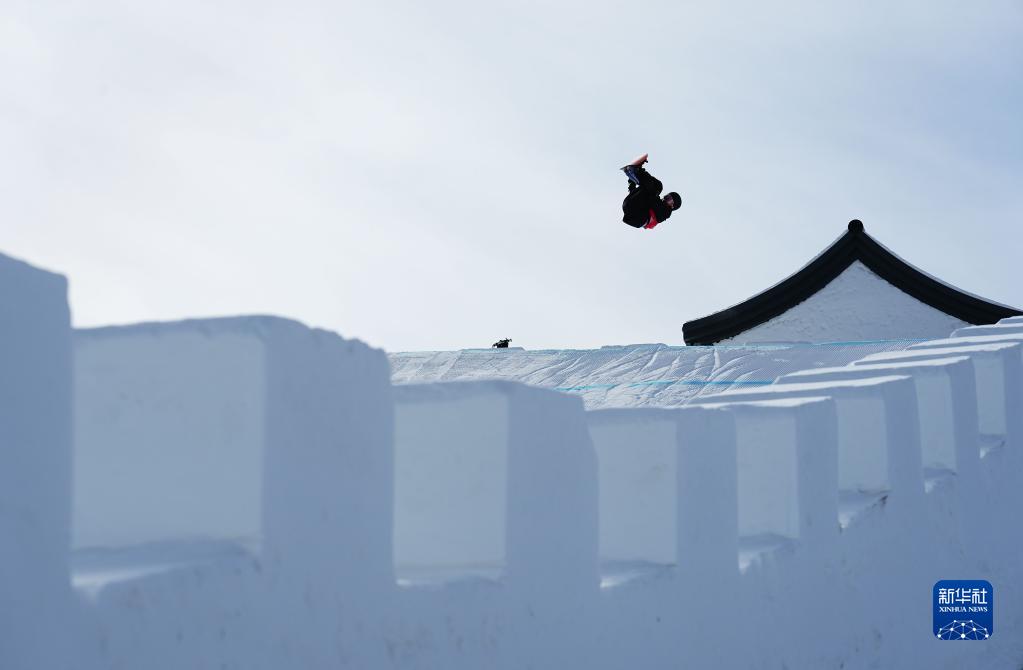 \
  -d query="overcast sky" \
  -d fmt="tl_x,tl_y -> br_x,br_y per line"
3,1 -> 1021,351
